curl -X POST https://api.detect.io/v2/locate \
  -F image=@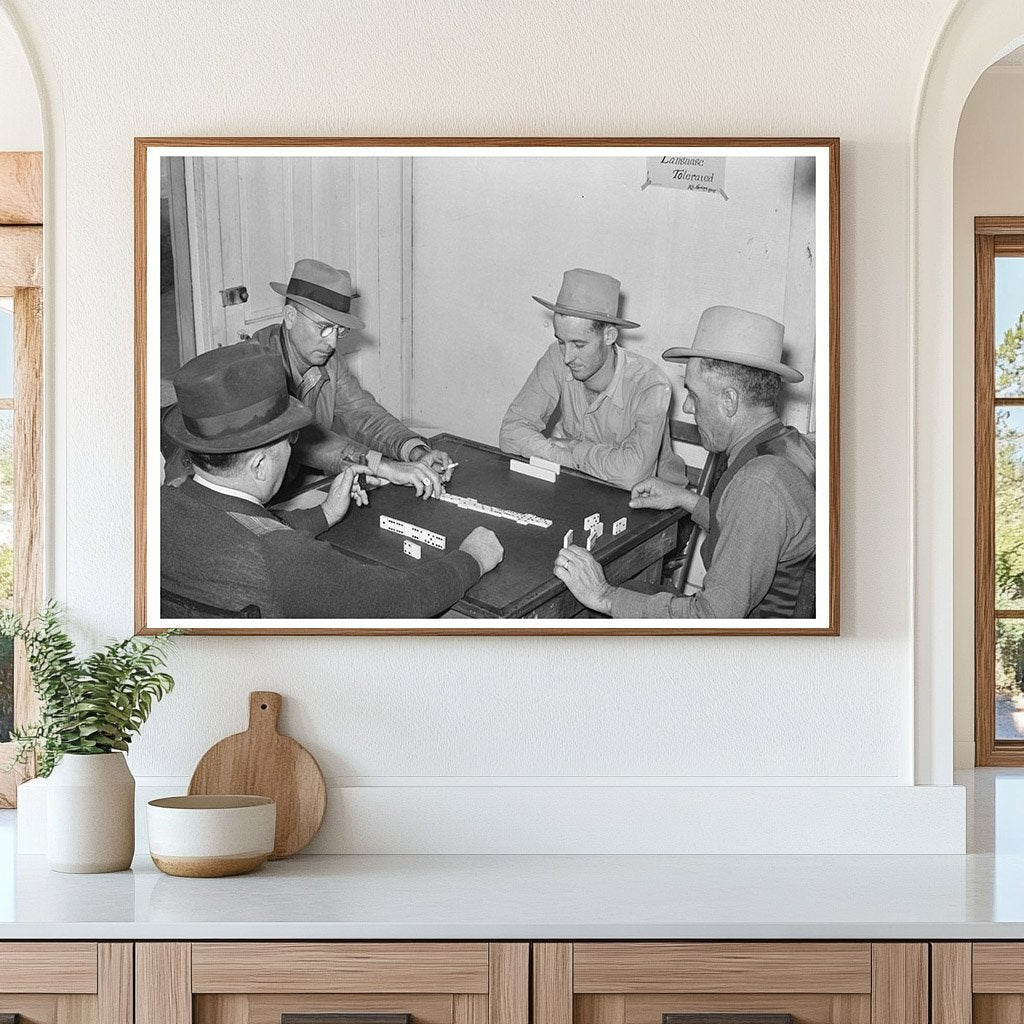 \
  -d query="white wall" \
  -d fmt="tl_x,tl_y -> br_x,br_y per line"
411,154 -> 816,446
952,66 -> 1024,767
0,11 -> 39,151
0,0 -> 972,852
